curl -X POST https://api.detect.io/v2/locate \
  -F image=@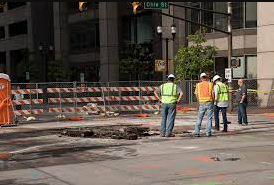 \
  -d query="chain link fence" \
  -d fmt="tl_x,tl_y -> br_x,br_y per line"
11,78 -> 274,121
